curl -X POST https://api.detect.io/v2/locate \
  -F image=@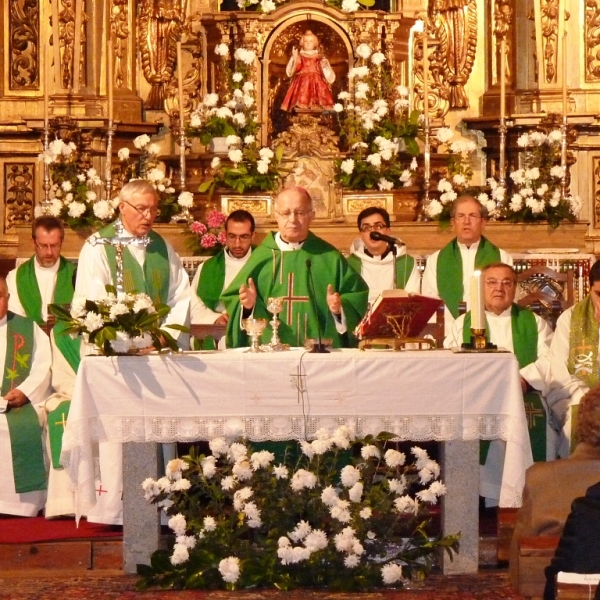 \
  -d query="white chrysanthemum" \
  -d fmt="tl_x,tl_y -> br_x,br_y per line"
210,156 -> 221,169
209,437 -> 228,457
118,147 -> 130,161
340,158 -> 355,174
93,200 -> 113,220
170,543 -> 189,565
228,442 -> 247,462
70,296 -> 88,319
381,563 -> 404,585
340,465 -> 361,488
218,556 -> 240,583
201,456 -> 217,478
215,43 -> 230,57
321,485 -> 339,507
291,469 -> 317,492
171,478 -> 191,491
388,475 -> 407,494
366,153 -> 382,169
426,199 -> 443,217
289,520 -> 312,542
108,302 -> 129,321
394,495 -> 419,515
548,129 -> 562,143
203,516 -> 217,532
356,44 -> 372,60
216,106 -> 233,119
178,191 -> 194,208
232,72 -> 243,83
341,0 -> 360,10
243,81 -> 254,93
360,444 -> 380,460
147,143 -> 160,155
377,178 -> 394,191
232,112 -> 246,126
273,464 -> 289,479
228,148 -> 243,164
348,482 -> 363,503
133,134 -> 150,149
221,475 -> 236,491
371,52 -> 385,65
344,554 -> 360,568
525,167 -> 540,181
304,529 -> 328,552
83,311 -> 104,332
234,48 -> 257,65
452,174 -> 467,186
232,459 -> 253,481
360,507 -> 372,519
67,201 -> 86,218
517,133 -> 530,148
259,147 -> 274,160
550,165 -> 564,178
250,450 -> 275,470
168,513 -> 187,536
436,127 -> 454,144
333,103 -> 343,113
384,449 -> 405,467
437,178 -> 453,193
